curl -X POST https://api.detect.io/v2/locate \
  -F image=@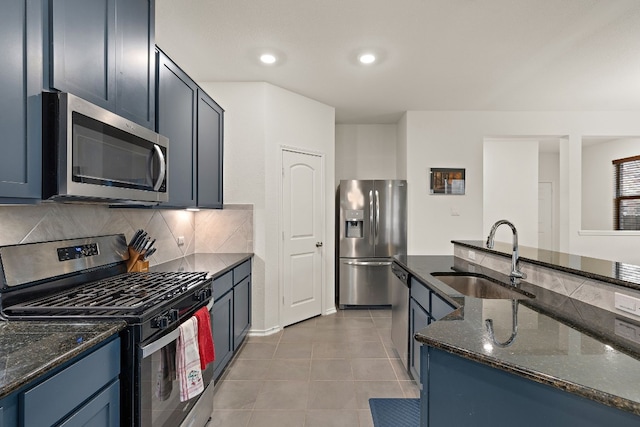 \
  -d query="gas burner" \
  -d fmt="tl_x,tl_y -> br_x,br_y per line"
4,271 -> 208,315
